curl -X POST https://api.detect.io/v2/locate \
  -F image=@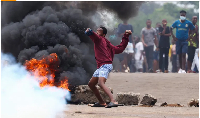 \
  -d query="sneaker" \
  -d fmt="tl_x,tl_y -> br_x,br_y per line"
182,70 -> 186,73
149,68 -> 154,73
178,69 -> 182,73
156,69 -> 163,73
156,69 -> 161,73
127,67 -> 130,72
156,69 -> 159,72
